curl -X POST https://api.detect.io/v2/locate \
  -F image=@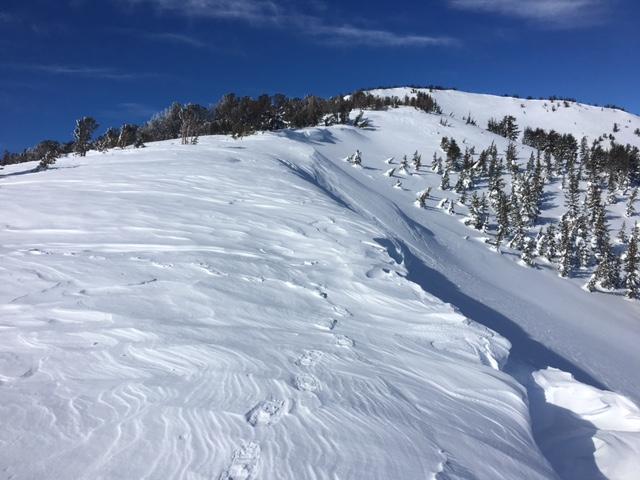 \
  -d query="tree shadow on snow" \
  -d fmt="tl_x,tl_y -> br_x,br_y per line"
0,167 -> 38,179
